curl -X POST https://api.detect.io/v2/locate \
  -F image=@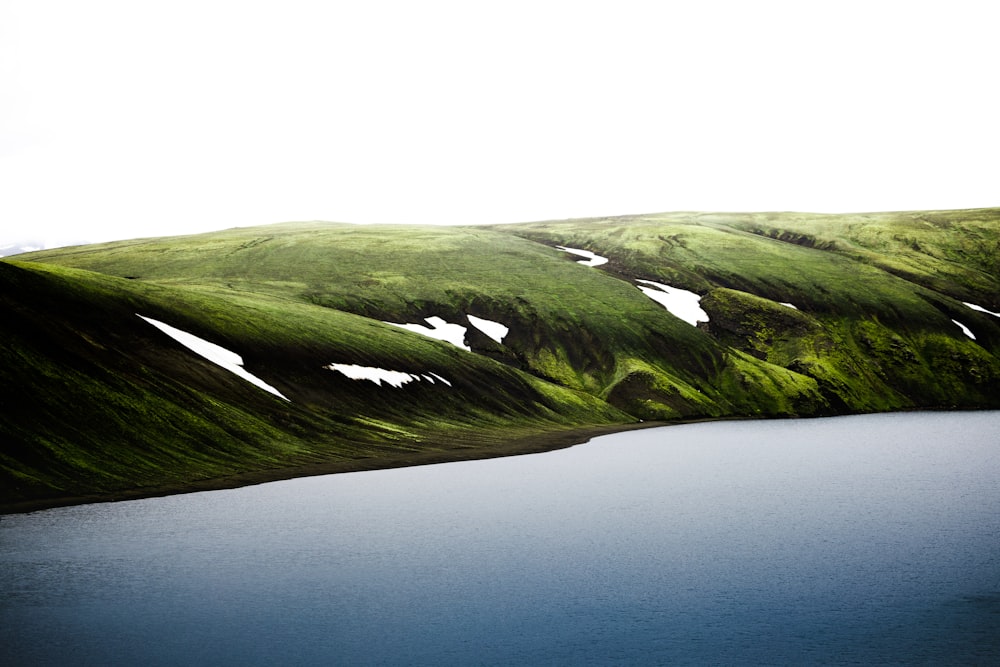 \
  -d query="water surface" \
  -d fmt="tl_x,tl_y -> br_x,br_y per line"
3,411 -> 999,665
